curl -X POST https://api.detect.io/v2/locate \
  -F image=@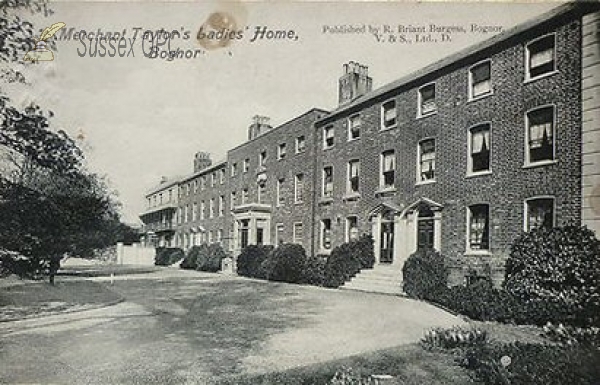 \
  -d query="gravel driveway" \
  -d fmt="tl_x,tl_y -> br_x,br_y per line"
0,269 -> 464,384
